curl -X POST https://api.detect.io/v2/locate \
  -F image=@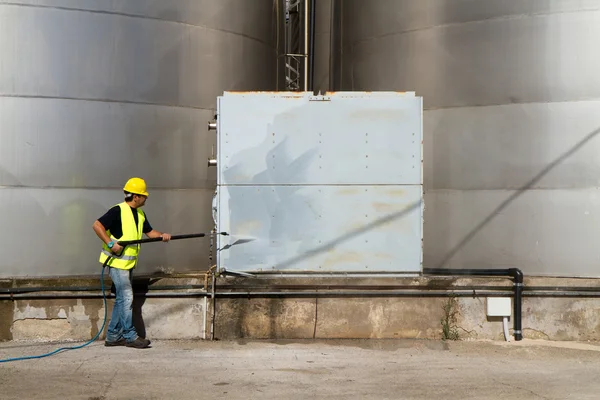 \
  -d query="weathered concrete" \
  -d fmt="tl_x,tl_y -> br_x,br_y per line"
2,339 -> 600,399
0,299 -> 13,341
214,275 -> 600,341
4,297 -> 208,342
1,274 -> 209,341
3,274 -> 600,342
215,298 -> 316,339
